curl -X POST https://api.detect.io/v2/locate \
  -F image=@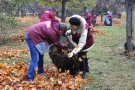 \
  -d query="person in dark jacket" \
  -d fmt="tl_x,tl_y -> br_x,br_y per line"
26,20 -> 67,81
66,15 -> 94,78
40,7 -> 56,22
